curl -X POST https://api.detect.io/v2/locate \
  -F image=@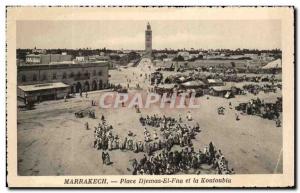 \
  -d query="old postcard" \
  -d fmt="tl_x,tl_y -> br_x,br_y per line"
6,6 -> 294,188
